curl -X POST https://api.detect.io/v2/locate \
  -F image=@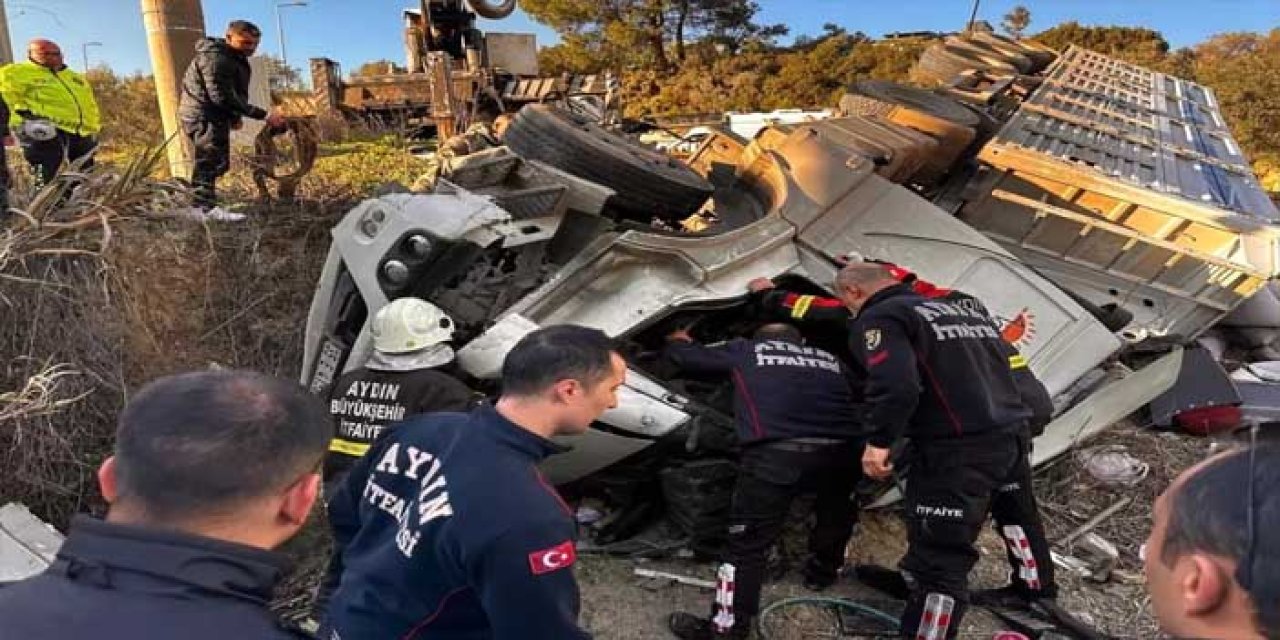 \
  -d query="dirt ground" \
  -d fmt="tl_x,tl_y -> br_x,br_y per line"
575,422 -> 1217,639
